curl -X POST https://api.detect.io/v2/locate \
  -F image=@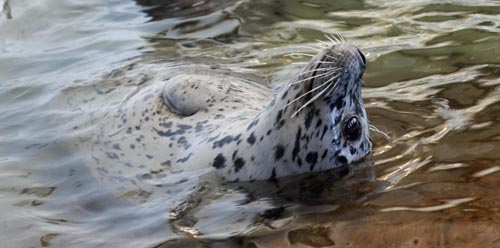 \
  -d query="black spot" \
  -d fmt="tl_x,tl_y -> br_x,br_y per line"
315,118 -> 323,128
159,121 -> 172,128
105,152 -> 119,159
176,153 -> 193,163
276,119 -> 285,129
112,144 -> 121,150
234,158 -> 245,172
213,153 -> 226,169
232,150 -> 238,160
275,110 -> 283,123
292,127 -> 302,161
350,146 -> 356,155
321,149 -> 328,160
213,134 -> 241,149
337,155 -> 347,165
281,90 -> 288,99
247,118 -> 259,131
321,125 -> 328,140
154,127 -> 185,137
195,122 -> 205,132
247,132 -> 256,145
145,154 -> 154,159
161,161 -> 172,167
306,152 -> 318,171
274,145 -> 285,161
266,129 -> 272,136
359,141 -> 366,150
304,110 -> 315,129
330,96 -> 345,111
130,144 -> 135,149
269,168 -> 278,183
333,110 -> 343,125
297,157 -> 303,167
177,124 -> 192,130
